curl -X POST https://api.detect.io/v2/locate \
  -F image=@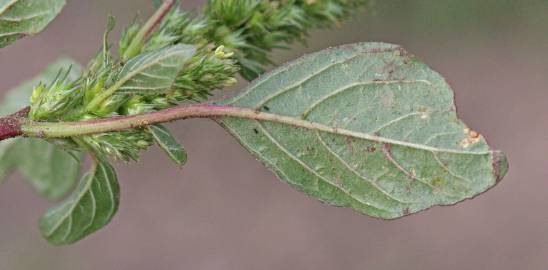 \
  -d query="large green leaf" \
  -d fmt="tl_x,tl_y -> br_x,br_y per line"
117,44 -> 195,94
16,139 -> 82,200
39,158 -> 119,245
148,124 -> 187,166
0,58 -> 83,200
219,42 -> 507,219
0,0 -> 66,48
